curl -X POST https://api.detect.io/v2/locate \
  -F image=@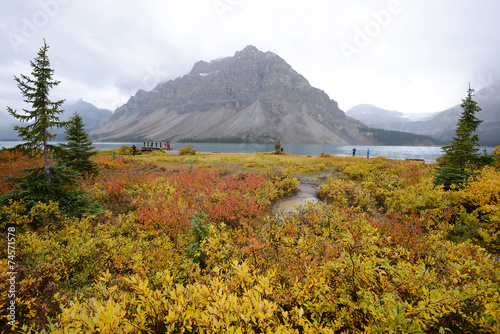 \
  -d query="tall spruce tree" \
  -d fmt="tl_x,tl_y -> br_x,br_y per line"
2,40 -> 98,216
57,112 -> 99,178
7,40 -> 66,183
434,84 -> 484,189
